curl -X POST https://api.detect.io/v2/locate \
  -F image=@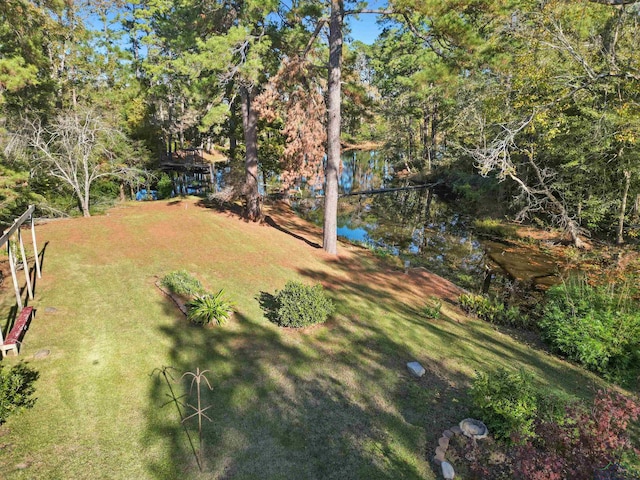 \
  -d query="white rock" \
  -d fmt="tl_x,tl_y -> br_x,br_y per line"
406,361 -> 425,377
441,461 -> 455,479
459,418 -> 488,439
